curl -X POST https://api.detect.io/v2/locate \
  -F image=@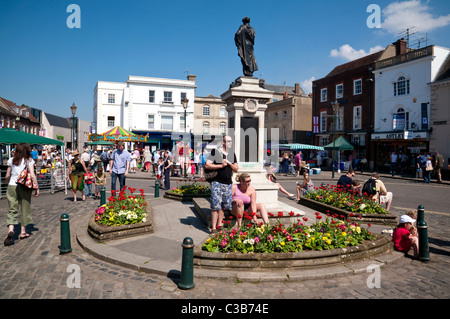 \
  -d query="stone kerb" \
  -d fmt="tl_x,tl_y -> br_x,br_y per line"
87,201 -> 154,241
193,234 -> 392,270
